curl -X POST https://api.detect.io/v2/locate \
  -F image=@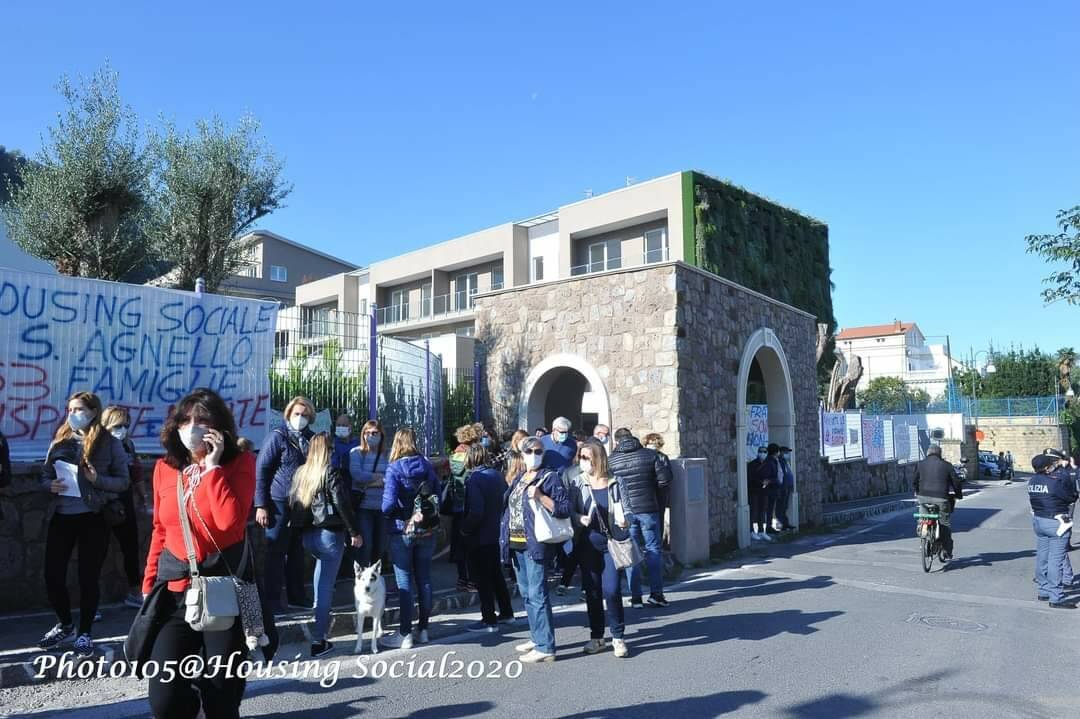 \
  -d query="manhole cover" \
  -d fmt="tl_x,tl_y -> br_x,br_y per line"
907,614 -> 989,633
